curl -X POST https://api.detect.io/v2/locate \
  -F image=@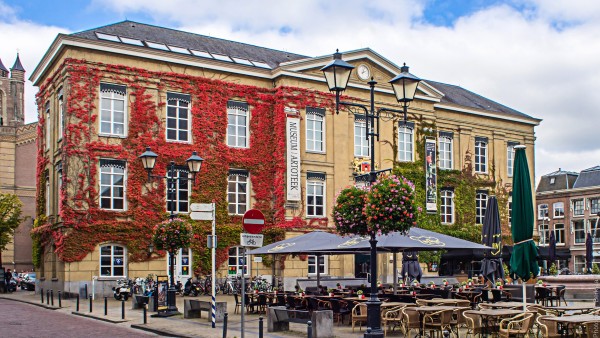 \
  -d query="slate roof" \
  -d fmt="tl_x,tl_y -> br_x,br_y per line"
425,80 -> 537,121
11,54 -> 25,72
573,166 -> 600,189
536,169 -> 579,192
0,58 -> 8,73
71,20 -> 308,69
